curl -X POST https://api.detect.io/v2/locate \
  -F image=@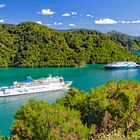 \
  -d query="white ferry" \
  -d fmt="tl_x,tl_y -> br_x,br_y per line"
0,75 -> 72,97
104,61 -> 139,69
